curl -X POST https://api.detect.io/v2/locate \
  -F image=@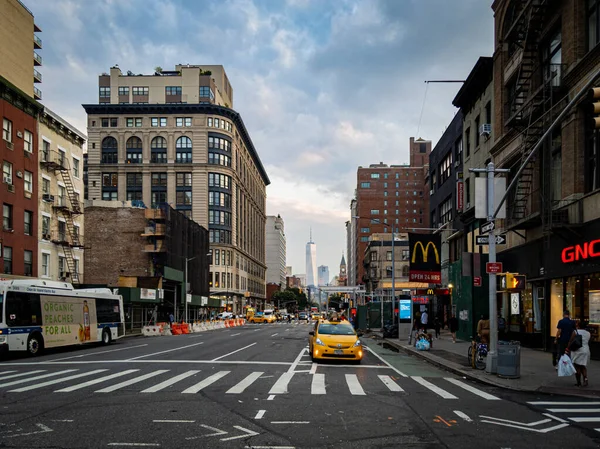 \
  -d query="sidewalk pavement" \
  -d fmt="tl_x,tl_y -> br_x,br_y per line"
383,330 -> 600,398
